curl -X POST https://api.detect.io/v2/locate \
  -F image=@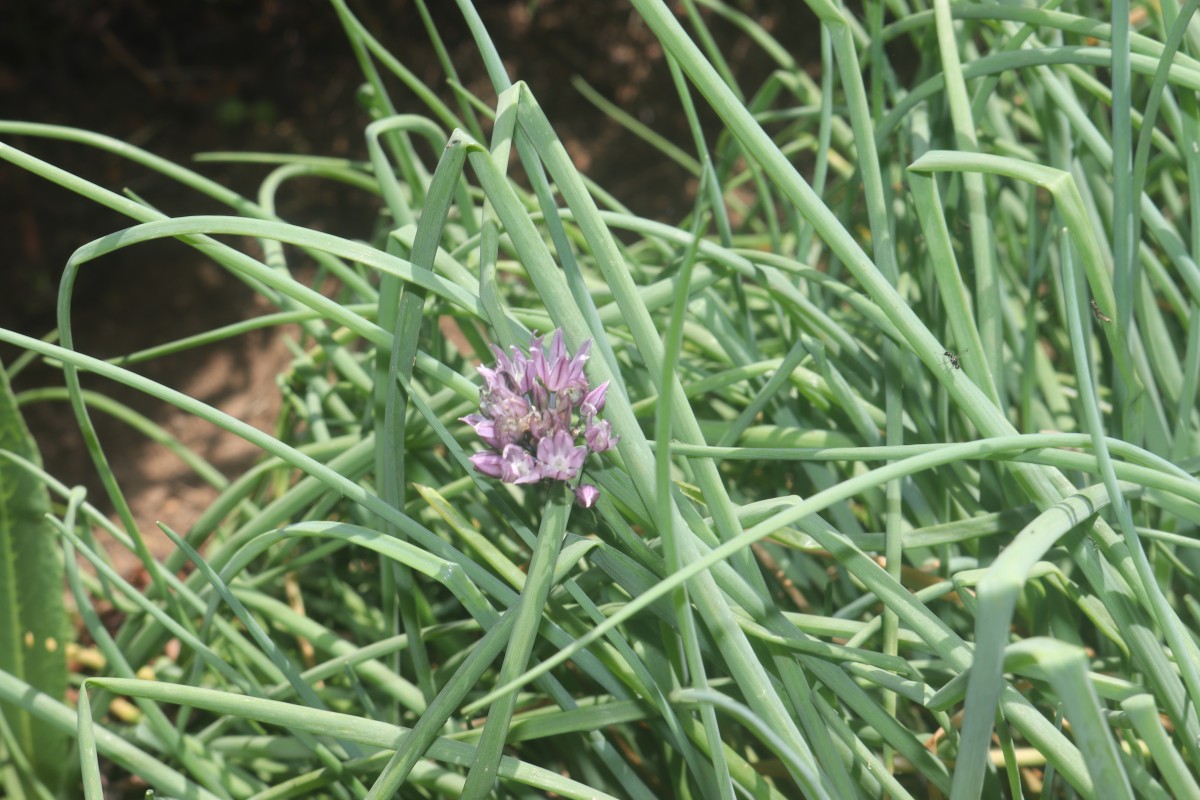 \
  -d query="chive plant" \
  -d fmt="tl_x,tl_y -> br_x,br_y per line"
1,0 -> 1199,798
